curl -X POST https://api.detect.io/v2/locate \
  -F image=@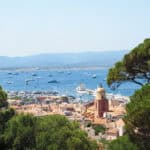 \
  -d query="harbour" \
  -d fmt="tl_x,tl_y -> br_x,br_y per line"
0,68 -> 140,99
